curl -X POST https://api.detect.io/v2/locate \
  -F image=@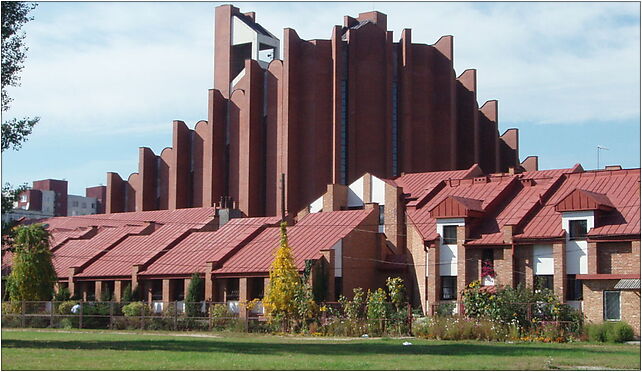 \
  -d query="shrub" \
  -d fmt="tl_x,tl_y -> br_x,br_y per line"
122,301 -> 150,317
57,300 -> 77,315
366,288 -> 388,336
606,321 -> 635,343
185,274 -> 204,318
586,323 -> 607,342
209,303 -> 233,329
436,302 -> 455,317
53,287 -> 71,302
